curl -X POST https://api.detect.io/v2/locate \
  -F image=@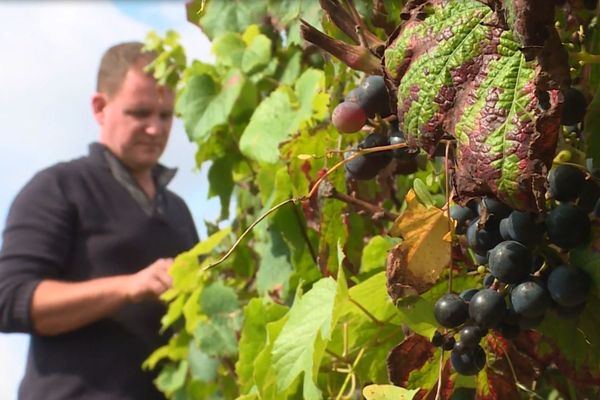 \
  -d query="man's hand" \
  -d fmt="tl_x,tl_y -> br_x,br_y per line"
30,258 -> 175,336
125,258 -> 174,303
